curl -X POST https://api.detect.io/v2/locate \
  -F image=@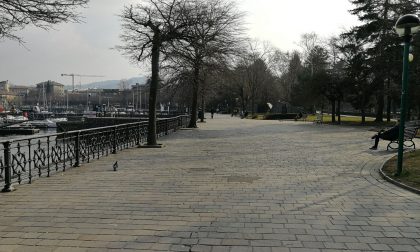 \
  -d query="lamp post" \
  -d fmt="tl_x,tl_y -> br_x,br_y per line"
394,14 -> 420,176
